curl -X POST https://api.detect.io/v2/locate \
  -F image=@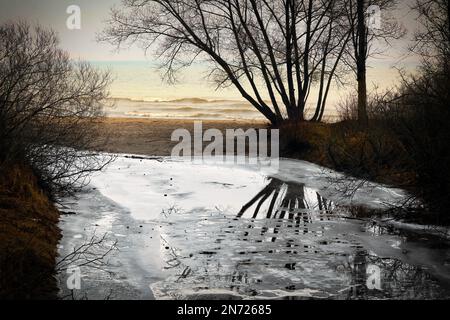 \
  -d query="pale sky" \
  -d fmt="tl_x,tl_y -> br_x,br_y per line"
0,0 -> 145,61
0,0 -> 422,102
